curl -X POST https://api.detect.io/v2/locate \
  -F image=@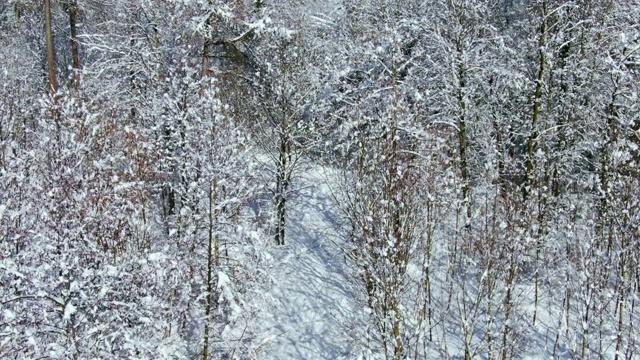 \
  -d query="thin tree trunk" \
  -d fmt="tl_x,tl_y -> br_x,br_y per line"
202,38 -> 213,77
501,252 -> 517,360
615,248 -> 626,360
393,301 -> 403,360
275,130 -> 289,245
601,80 -> 619,253
492,114 -> 506,195
129,30 -> 137,119
200,0 -> 214,96
582,283 -> 592,359
456,38 -> 471,222
203,179 -> 218,360
67,0 -> 81,90
45,0 -> 58,98
524,0 -> 548,202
